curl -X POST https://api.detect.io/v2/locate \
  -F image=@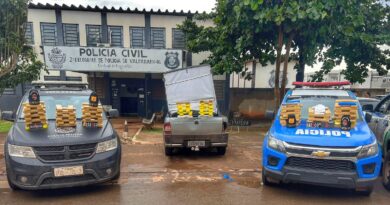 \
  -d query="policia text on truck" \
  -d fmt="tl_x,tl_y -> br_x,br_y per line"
262,81 -> 381,196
